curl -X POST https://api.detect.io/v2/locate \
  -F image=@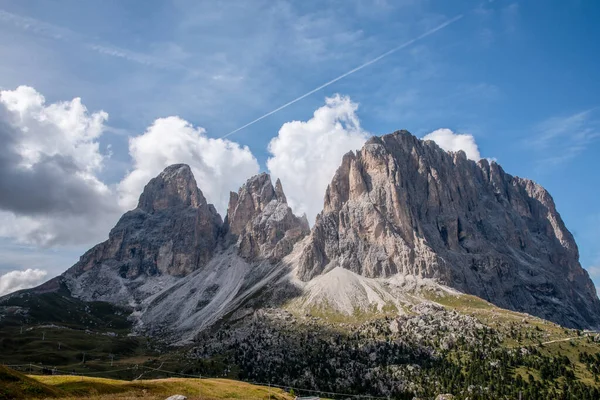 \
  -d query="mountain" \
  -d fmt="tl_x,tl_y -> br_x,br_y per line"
2,131 -> 598,332
2,130 -> 600,398
224,172 -> 309,263
298,131 -> 600,328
